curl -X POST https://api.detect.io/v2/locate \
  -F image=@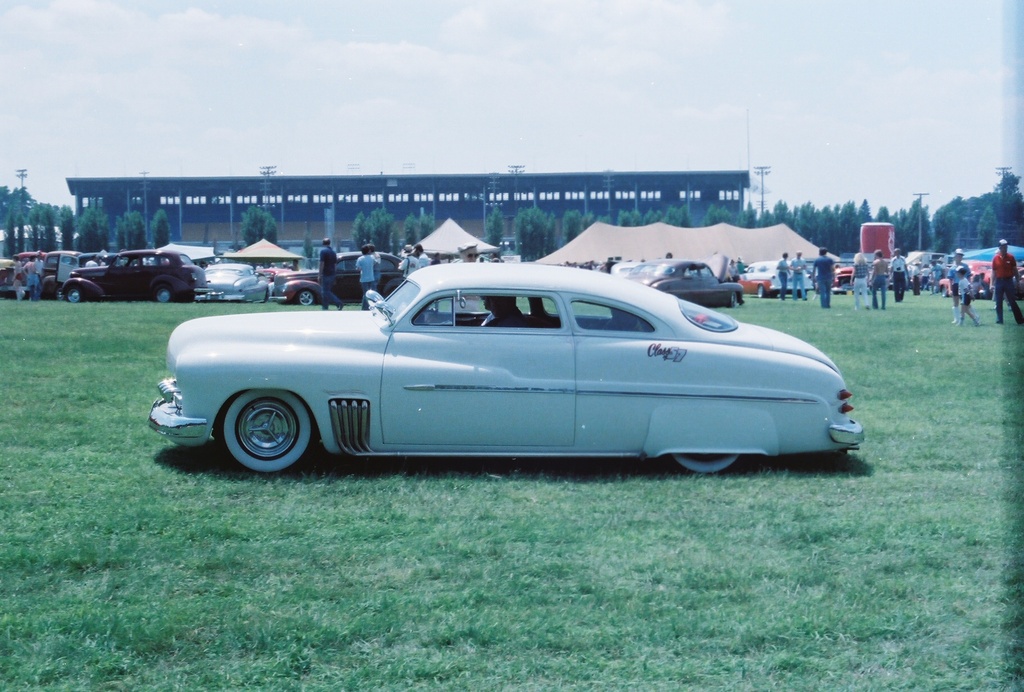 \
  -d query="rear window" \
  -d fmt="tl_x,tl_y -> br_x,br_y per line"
570,301 -> 654,332
677,299 -> 737,332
